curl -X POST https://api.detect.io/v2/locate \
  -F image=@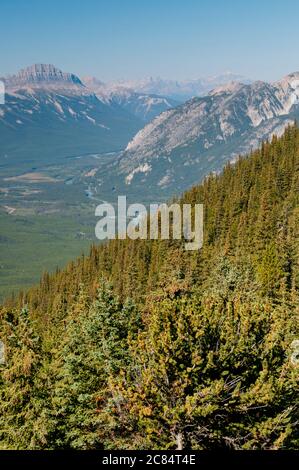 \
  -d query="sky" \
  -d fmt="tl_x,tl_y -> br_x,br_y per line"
1,0 -> 299,82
